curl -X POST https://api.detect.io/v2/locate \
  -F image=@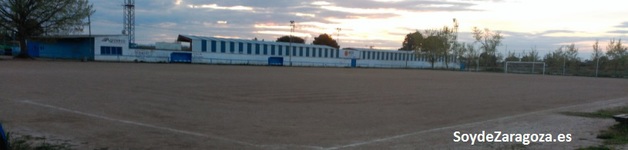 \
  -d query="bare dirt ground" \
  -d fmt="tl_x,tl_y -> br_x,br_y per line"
0,60 -> 627,150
